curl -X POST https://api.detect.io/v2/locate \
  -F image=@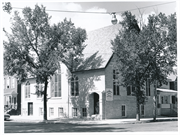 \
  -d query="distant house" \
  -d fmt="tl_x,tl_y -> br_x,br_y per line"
20,24 -> 158,119
157,74 -> 178,116
4,76 -> 21,115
